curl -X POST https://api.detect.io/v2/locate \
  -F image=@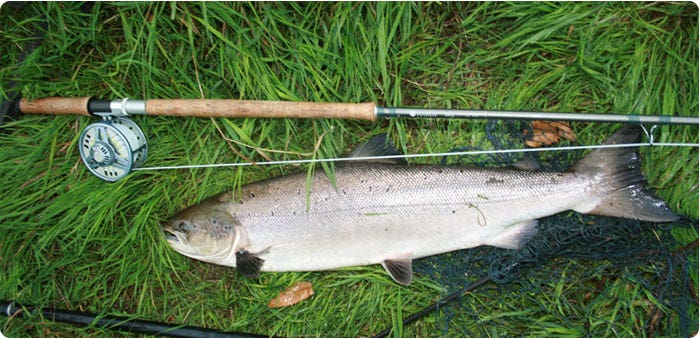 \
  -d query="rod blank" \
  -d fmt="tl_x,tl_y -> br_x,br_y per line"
376,107 -> 700,125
